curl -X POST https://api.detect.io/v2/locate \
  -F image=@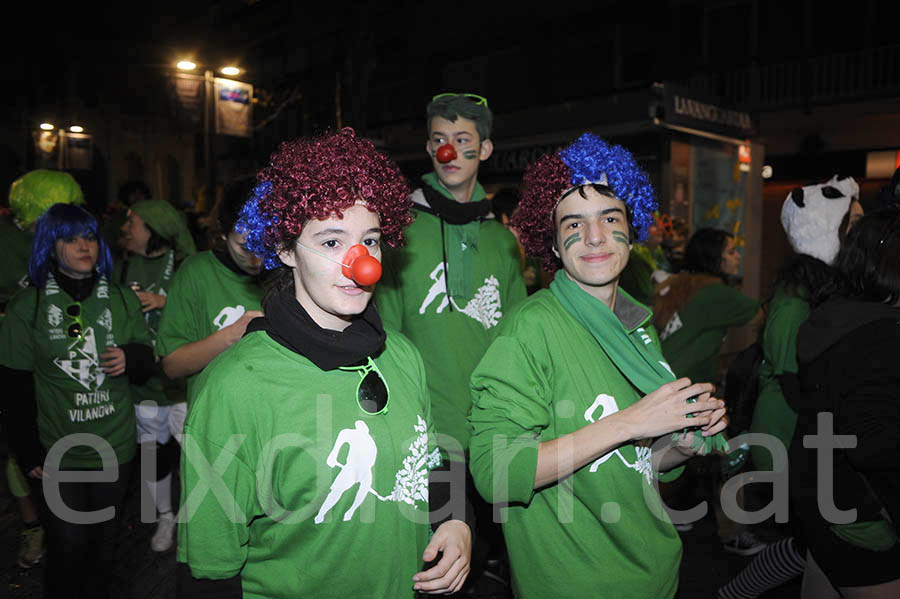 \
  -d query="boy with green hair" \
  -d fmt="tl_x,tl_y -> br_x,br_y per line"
377,93 -> 526,583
